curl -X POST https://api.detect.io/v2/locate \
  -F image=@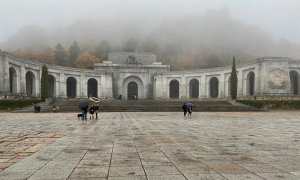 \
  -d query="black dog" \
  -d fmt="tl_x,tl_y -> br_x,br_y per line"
77,113 -> 83,119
